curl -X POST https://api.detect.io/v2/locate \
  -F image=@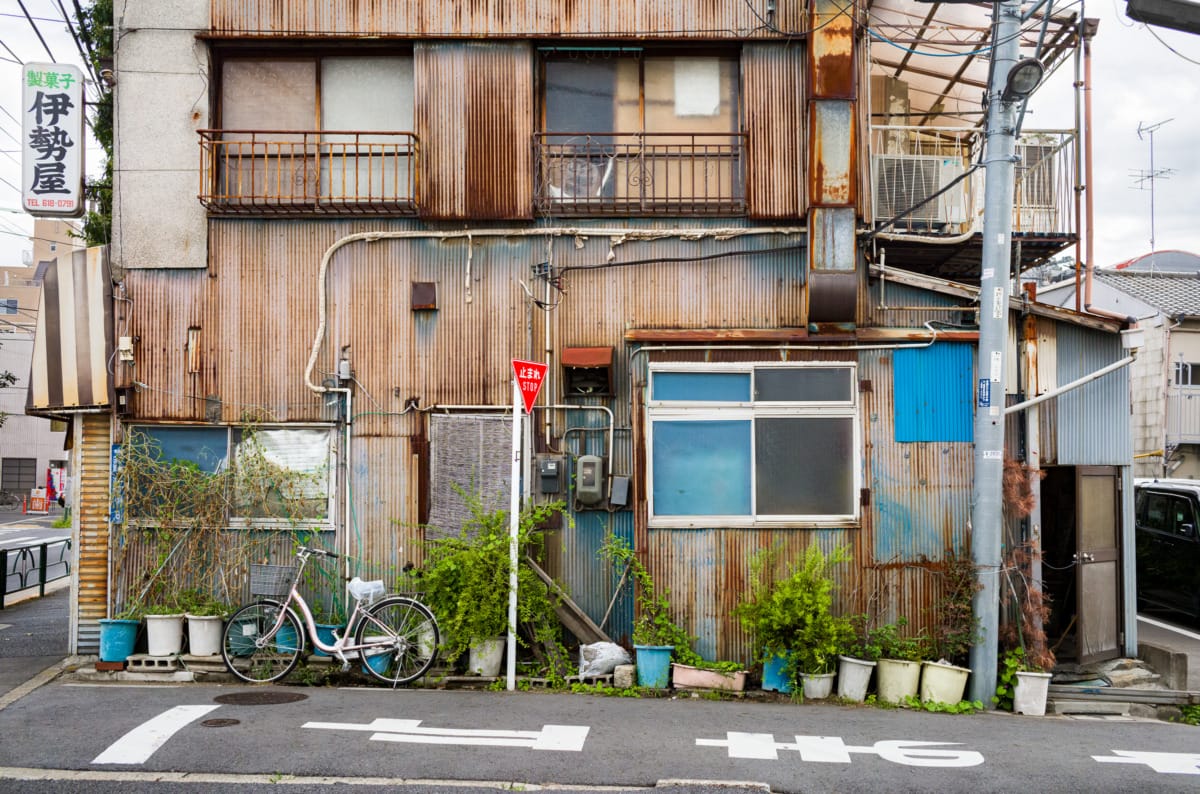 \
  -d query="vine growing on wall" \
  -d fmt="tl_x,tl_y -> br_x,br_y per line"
111,424 -> 332,615
75,0 -> 113,248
